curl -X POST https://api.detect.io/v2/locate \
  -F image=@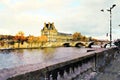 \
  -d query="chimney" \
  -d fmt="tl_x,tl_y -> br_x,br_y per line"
44,22 -> 46,27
